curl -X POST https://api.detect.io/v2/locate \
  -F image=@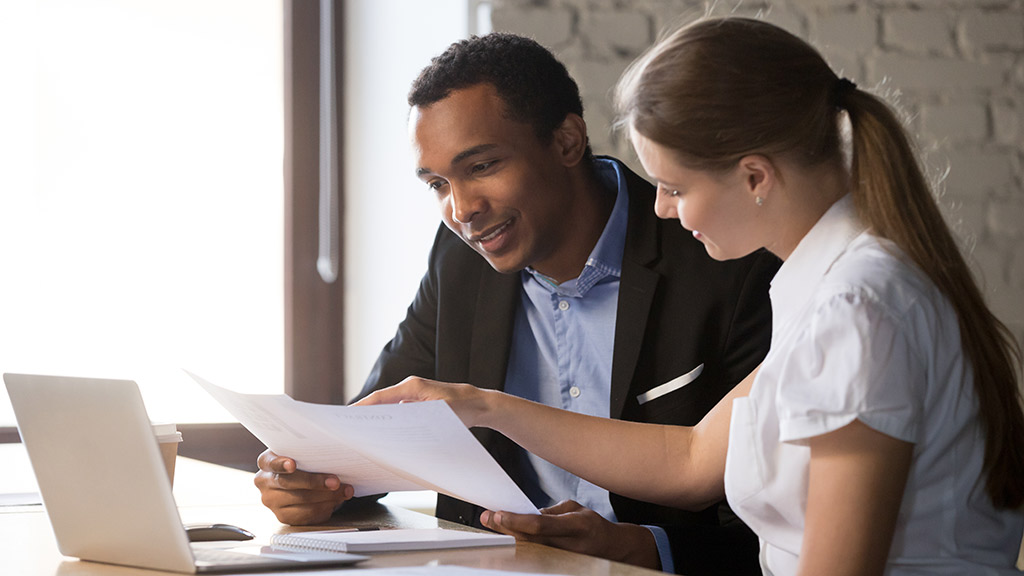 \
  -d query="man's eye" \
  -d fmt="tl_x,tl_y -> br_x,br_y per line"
427,179 -> 448,191
470,161 -> 495,174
